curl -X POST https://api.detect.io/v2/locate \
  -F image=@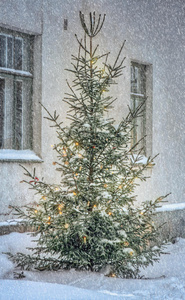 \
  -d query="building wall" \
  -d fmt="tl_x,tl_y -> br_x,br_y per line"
0,0 -> 184,234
